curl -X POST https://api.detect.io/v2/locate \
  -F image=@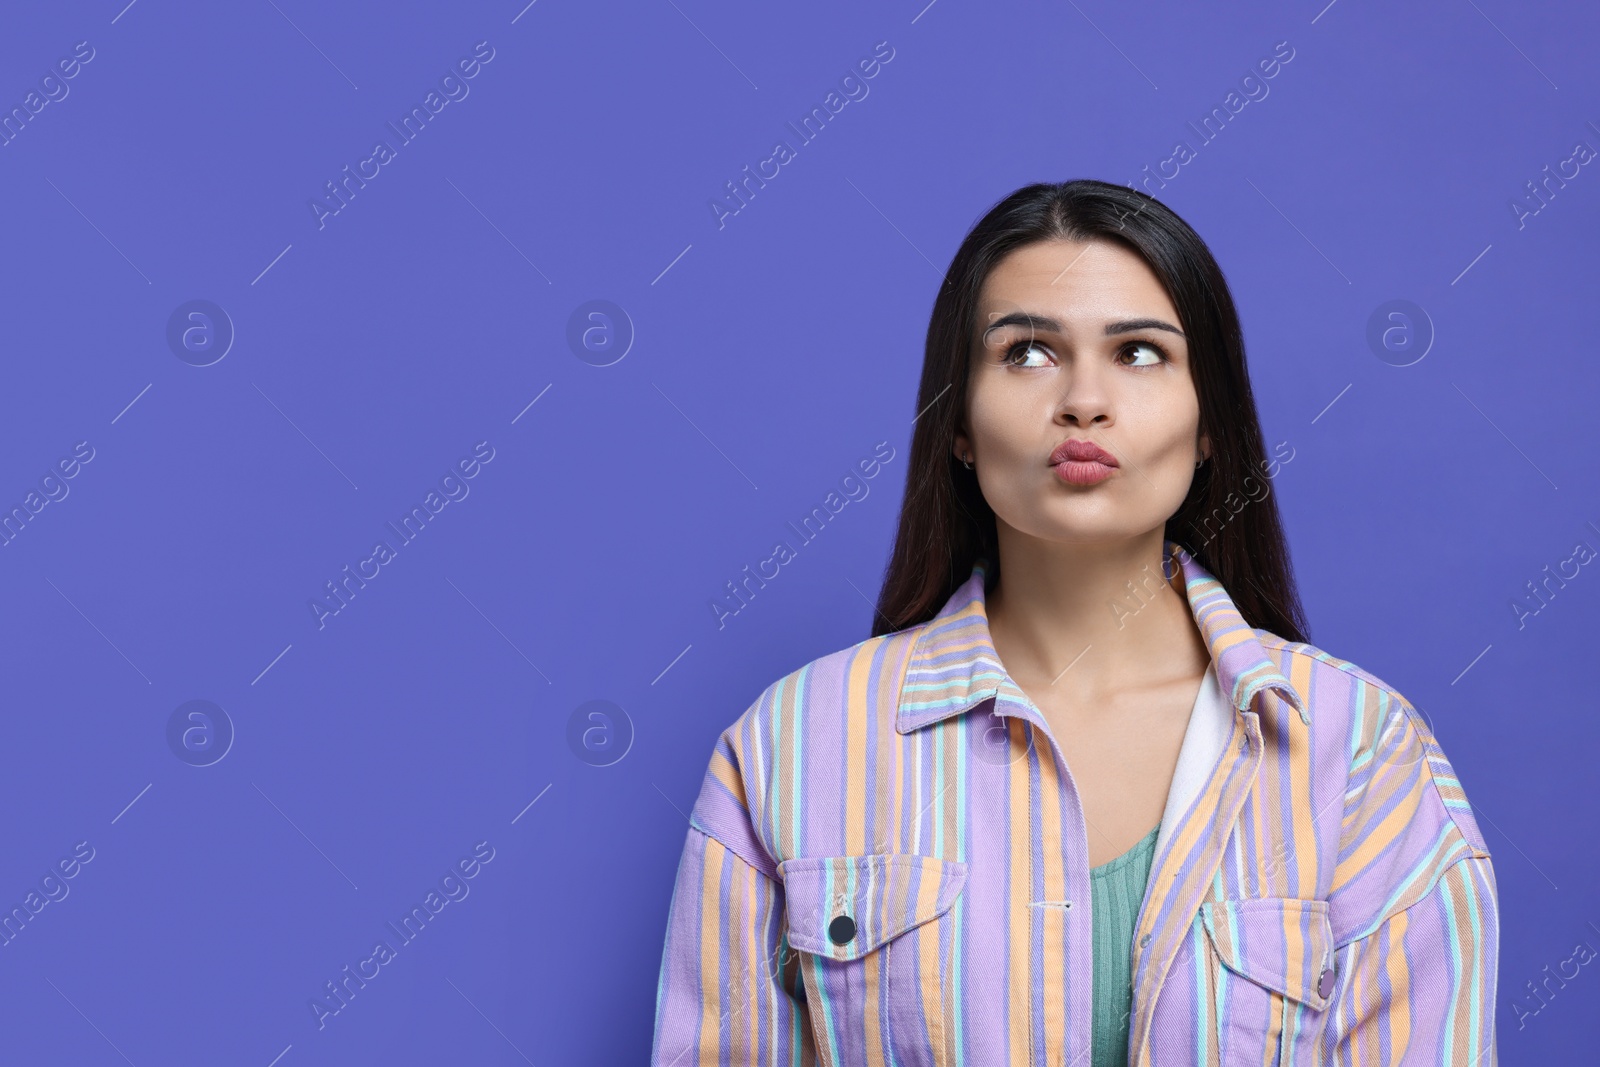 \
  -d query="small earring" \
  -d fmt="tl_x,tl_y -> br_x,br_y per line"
962,453 -> 973,470
1195,455 -> 1206,469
